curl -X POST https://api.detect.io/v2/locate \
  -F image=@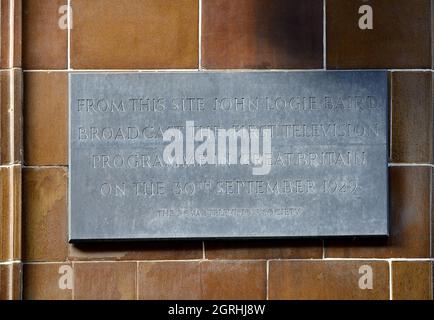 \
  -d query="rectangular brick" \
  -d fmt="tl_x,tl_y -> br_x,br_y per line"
269,260 -> 389,300
392,262 -> 432,300
200,261 -> 266,300
432,0 -> 434,67
391,72 -> 433,163
71,0 -> 198,69
327,0 -> 432,69
0,166 -> 21,262
202,0 -> 323,69
24,72 -> 68,166
138,262 -> 201,300
22,0 -> 68,69
0,263 -> 21,300
73,262 -> 136,300
205,240 -> 322,260
325,167 -> 431,258
1,0 -> 22,68
138,261 -> 266,300
1,69 -> 23,165
23,263 -> 72,300
22,167 -> 68,262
